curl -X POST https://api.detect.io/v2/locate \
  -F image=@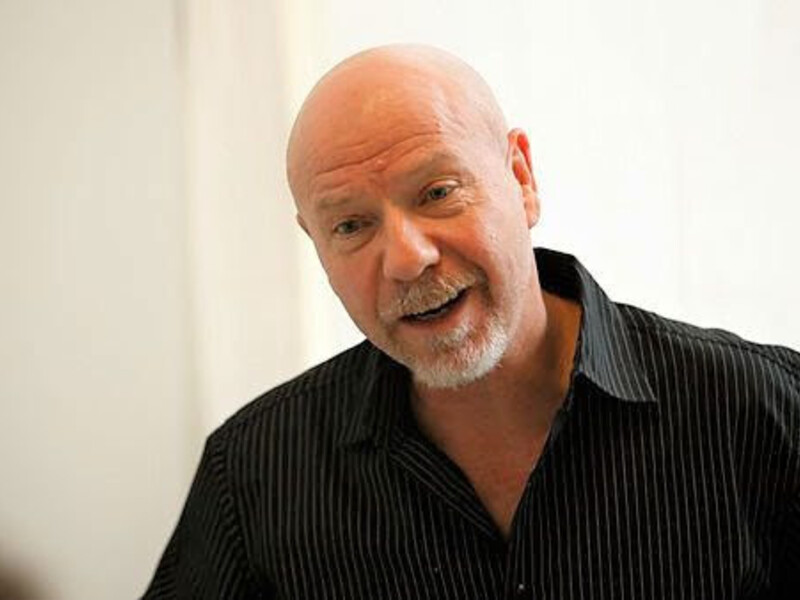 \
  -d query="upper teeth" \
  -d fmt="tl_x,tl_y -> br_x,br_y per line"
409,291 -> 461,318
